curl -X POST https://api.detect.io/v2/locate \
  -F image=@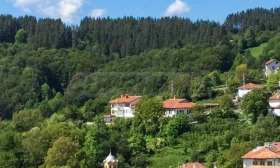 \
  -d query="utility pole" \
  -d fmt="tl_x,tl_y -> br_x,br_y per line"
171,80 -> 174,96
243,73 -> 245,89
